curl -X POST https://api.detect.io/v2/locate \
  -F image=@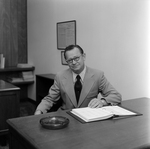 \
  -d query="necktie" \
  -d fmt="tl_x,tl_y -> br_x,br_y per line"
74,75 -> 82,103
